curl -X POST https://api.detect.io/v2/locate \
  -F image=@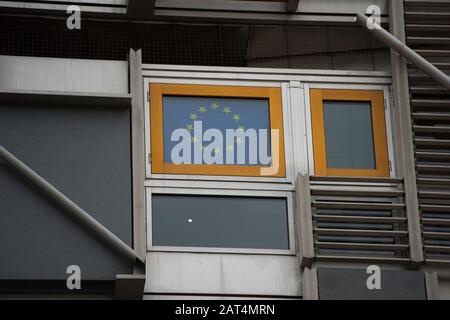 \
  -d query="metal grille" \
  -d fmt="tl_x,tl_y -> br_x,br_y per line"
405,0 -> 450,263
0,15 -> 248,66
0,15 -> 390,70
310,176 -> 410,263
